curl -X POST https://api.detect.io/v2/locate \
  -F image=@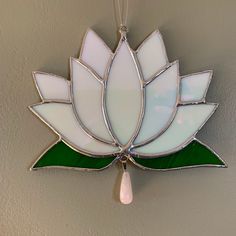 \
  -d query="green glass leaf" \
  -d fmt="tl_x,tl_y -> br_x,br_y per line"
132,140 -> 226,170
32,141 -> 116,170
